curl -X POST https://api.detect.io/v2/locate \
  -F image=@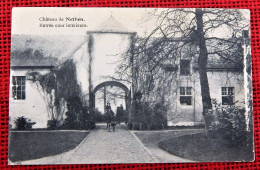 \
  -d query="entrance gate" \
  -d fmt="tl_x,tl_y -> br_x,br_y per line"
89,81 -> 131,117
